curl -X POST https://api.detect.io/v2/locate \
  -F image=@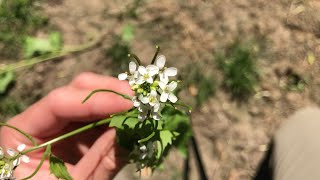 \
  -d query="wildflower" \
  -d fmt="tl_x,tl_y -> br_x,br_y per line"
136,65 -> 159,84
118,61 -> 139,85
0,144 -> 30,180
159,81 -> 178,103
155,55 -> 177,84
